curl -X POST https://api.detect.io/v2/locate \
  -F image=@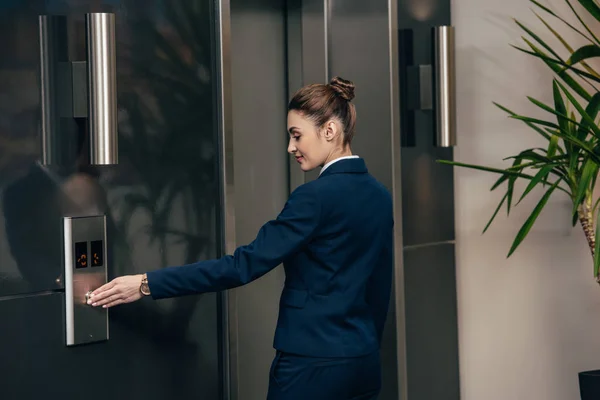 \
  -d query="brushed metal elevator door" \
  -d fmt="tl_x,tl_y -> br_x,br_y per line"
0,1 -> 223,399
